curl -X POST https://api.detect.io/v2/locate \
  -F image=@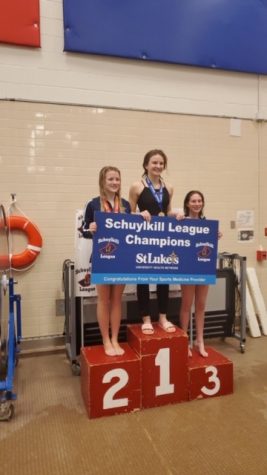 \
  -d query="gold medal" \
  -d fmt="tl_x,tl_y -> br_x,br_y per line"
158,212 -> 165,216
103,195 -> 120,213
